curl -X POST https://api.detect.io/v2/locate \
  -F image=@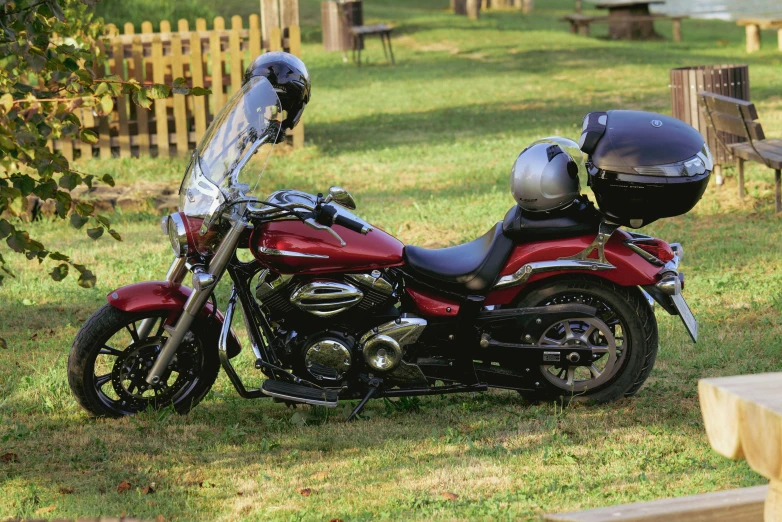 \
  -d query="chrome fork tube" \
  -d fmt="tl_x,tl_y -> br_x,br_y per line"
137,257 -> 190,341
146,220 -> 247,385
